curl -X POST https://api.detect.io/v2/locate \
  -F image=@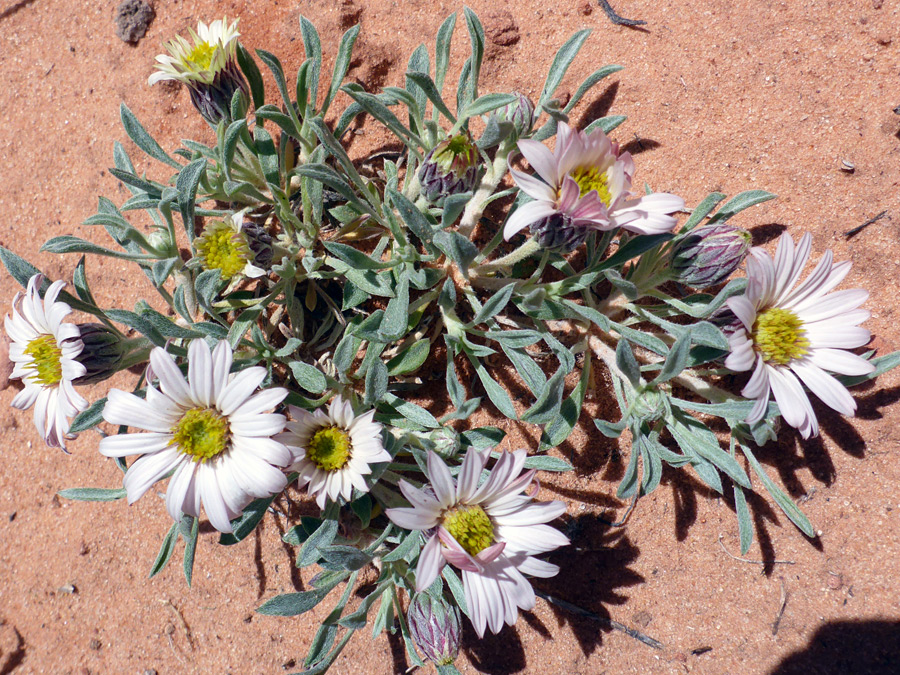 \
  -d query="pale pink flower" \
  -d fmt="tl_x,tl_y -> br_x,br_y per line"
386,448 -> 569,637
725,232 -> 874,438
504,122 -> 684,245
